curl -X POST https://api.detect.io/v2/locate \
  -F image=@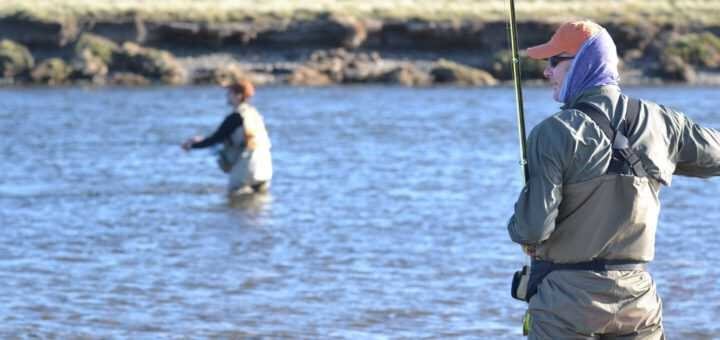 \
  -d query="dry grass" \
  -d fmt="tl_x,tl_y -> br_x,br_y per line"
0,0 -> 718,25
